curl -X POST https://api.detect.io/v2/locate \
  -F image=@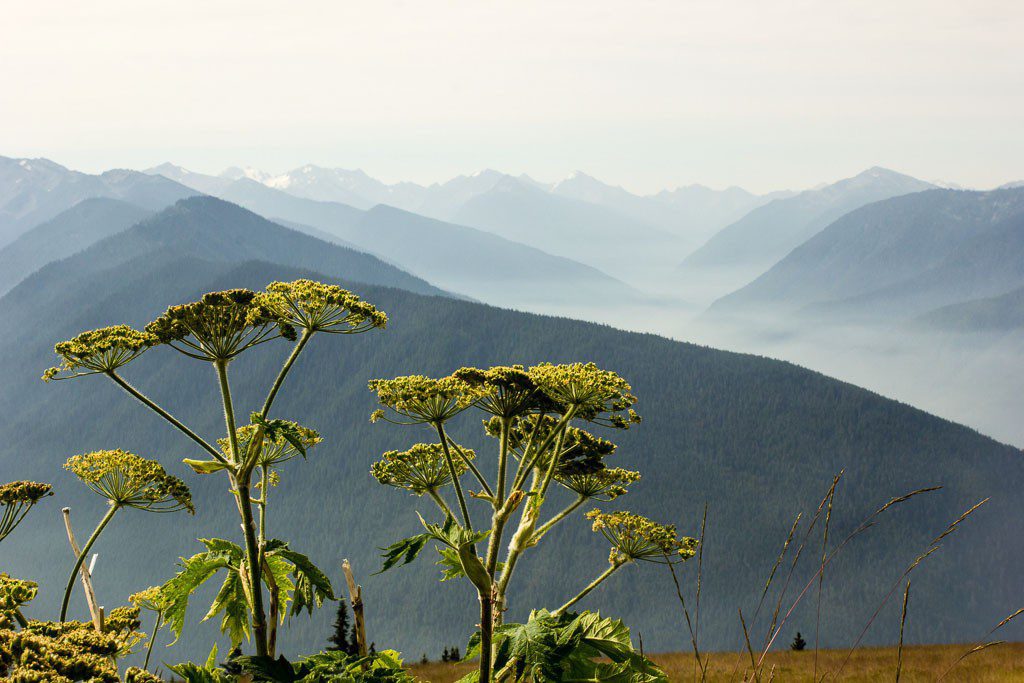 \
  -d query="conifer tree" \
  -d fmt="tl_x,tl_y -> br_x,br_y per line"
791,631 -> 807,651
327,600 -> 354,654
